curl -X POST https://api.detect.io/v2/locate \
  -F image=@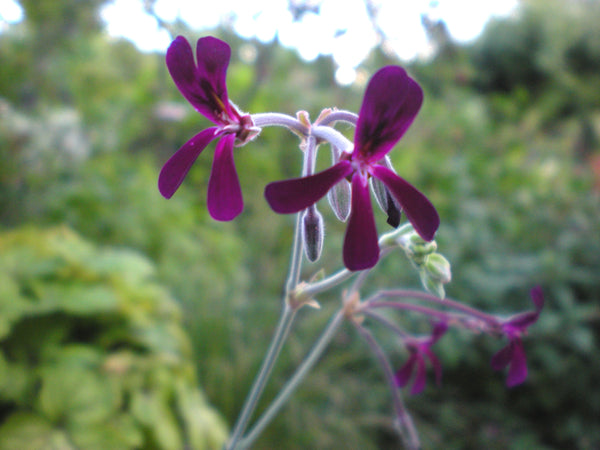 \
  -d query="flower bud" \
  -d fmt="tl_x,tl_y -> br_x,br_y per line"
400,233 -> 437,267
371,156 -> 402,228
327,145 -> 351,221
424,253 -> 452,284
327,179 -> 351,222
418,253 -> 452,299
302,206 -> 324,262
407,233 -> 438,258
371,178 -> 402,228
419,269 -> 446,299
